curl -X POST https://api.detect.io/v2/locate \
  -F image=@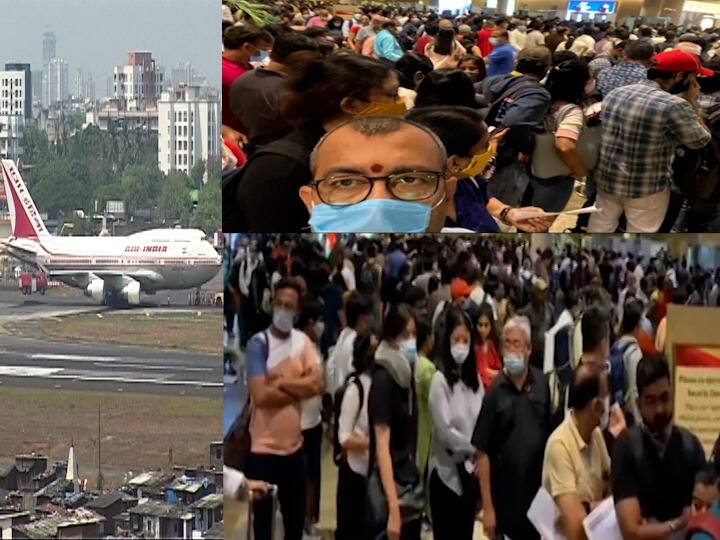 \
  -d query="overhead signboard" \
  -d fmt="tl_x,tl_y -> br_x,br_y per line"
567,1 -> 616,13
